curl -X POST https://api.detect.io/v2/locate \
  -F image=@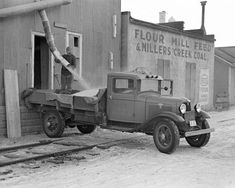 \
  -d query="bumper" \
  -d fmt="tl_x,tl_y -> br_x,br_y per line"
185,128 -> 215,137
176,111 -> 214,137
